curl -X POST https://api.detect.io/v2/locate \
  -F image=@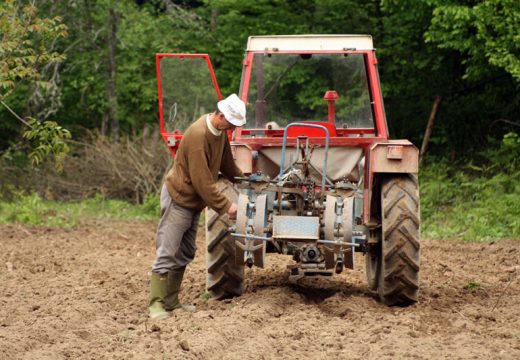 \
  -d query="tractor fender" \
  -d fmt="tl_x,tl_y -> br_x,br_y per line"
369,140 -> 418,174
363,140 -> 419,224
